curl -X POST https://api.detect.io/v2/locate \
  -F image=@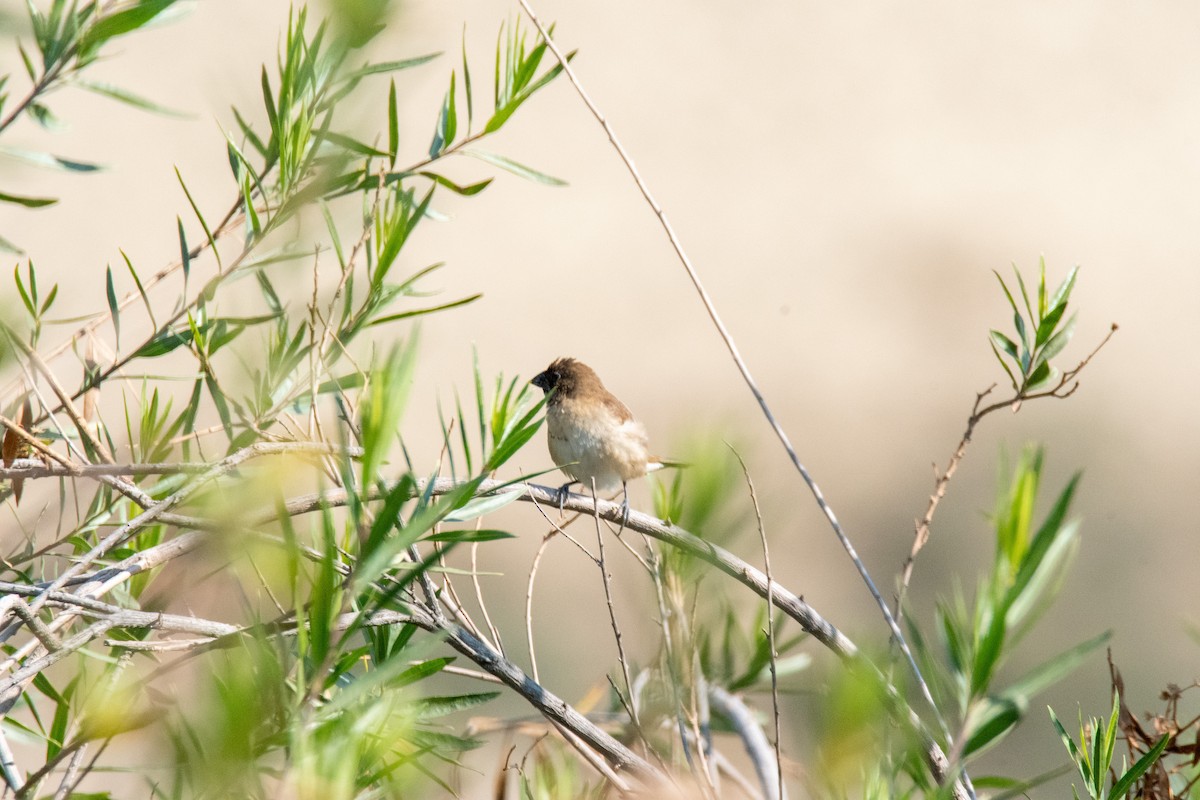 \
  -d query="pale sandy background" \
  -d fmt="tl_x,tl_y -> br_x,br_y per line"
2,0 -> 1198,793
